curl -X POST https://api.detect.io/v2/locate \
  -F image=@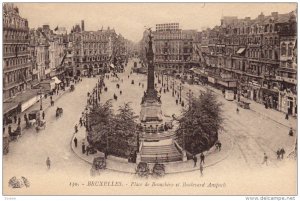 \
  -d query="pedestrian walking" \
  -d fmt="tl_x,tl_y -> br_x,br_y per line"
200,152 -> 205,164
176,99 -> 178,105
285,113 -> 289,120
17,117 -> 21,125
218,142 -> 222,151
276,149 -> 281,160
46,157 -> 51,169
24,113 -> 27,122
42,111 -> 45,120
79,118 -> 83,127
193,155 -> 197,167
200,164 -> 203,177
74,137 -> 78,148
289,128 -> 294,136
280,148 -> 285,159
50,96 -> 53,101
236,107 -> 239,114
262,153 -> 268,166
86,145 -> 89,156
75,124 -> 78,133
82,142 -> 86,154
14,116 -> 17,124
120,90 -> 122,95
